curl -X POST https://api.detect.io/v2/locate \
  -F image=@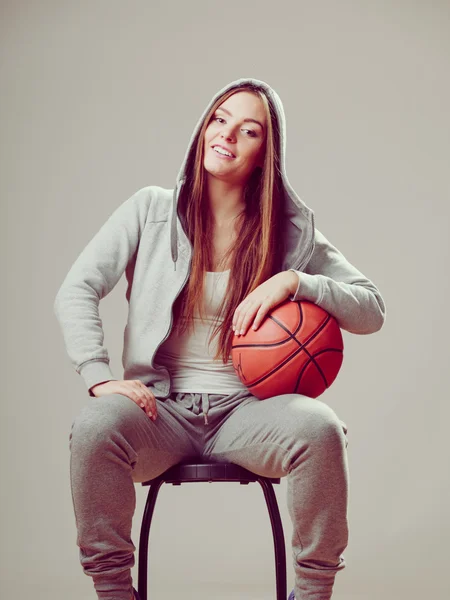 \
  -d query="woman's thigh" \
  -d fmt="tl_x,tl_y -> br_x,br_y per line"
69,393 -> 203,483
203,393 -> 348,477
